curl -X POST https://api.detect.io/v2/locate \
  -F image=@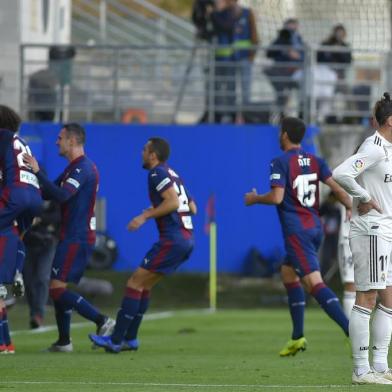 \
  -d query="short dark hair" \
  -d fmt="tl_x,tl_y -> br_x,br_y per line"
63,123 -> 85,145
148,137 -> 170,162
0,105 -> 21,133
374,92 -> 392,126
281,117 -> 306,144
